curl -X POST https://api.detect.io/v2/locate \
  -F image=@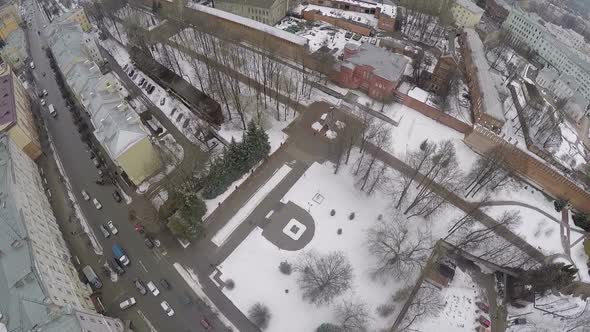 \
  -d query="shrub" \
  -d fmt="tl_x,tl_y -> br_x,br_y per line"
248,303 -> 271,330
349,212 -> 355,220
376,303 -> 396,317
279,261 -> 292,275
225,279 -> 235,290
337,228 -> 342,235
